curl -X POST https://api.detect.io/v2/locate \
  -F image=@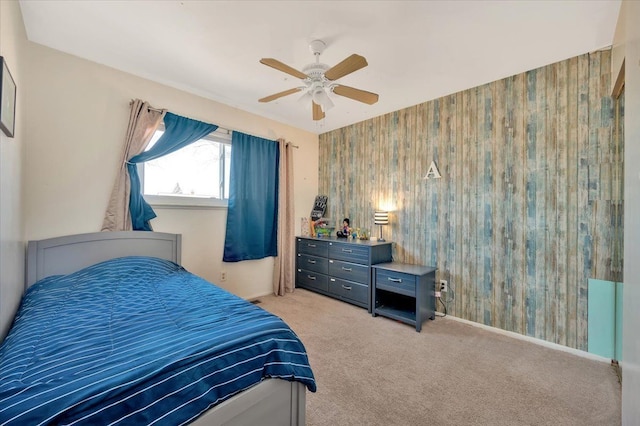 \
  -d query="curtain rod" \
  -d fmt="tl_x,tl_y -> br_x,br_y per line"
138,102 -> 299,148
